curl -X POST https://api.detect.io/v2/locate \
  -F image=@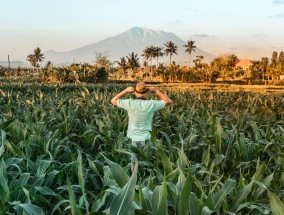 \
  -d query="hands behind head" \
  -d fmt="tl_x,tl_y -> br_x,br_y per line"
125,87 -> 135,93
126,86 -> 157,94
148,87 -> 157,93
